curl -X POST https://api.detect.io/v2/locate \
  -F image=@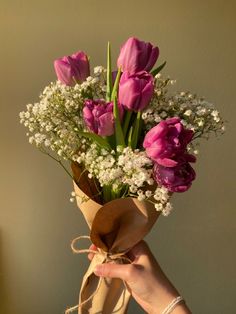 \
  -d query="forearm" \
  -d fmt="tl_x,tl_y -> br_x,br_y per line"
147,260 -> 191,314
